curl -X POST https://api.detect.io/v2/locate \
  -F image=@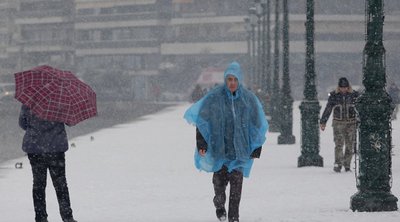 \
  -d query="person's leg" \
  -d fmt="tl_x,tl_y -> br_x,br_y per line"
343,123 -> 356,170
28,154 -> 49,222
48,153 -> 74,221
227,169 -> 243,222
333,121 -> 345,172
213,166 -> 229,220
